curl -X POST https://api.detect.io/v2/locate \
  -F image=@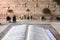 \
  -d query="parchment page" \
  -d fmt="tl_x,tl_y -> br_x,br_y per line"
27,25 -> 51,40
2,25 -> 27,40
